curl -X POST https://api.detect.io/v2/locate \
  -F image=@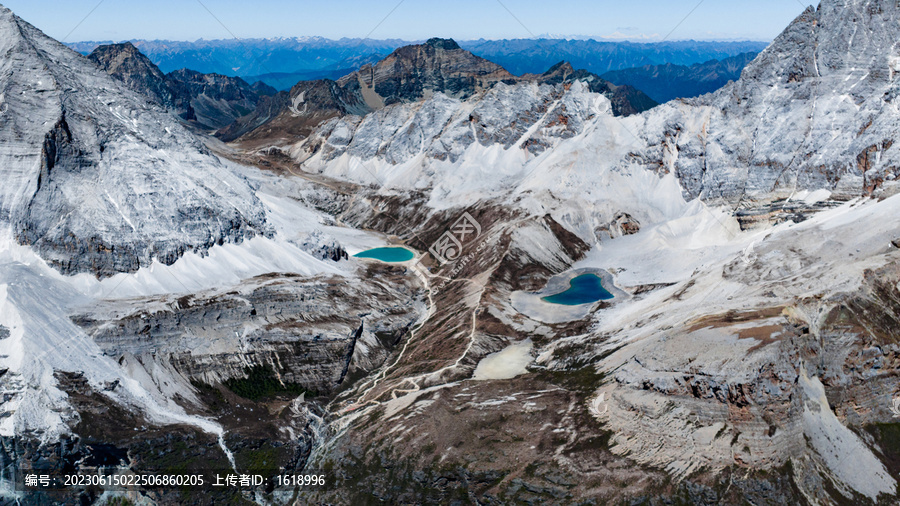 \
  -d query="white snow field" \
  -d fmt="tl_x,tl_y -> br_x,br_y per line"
472,339 -> 533,380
